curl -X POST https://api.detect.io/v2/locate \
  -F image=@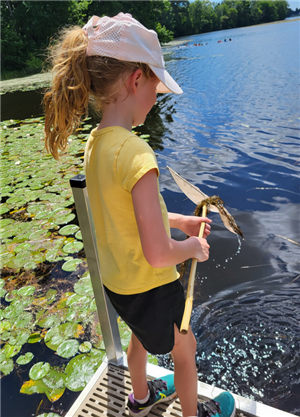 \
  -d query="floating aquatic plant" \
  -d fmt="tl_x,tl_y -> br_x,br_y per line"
0,118 -> 84,271
37,413 -> 61,417
16,352 -> 34,365
0,117 -> 156,415
29,362 -> 51,380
